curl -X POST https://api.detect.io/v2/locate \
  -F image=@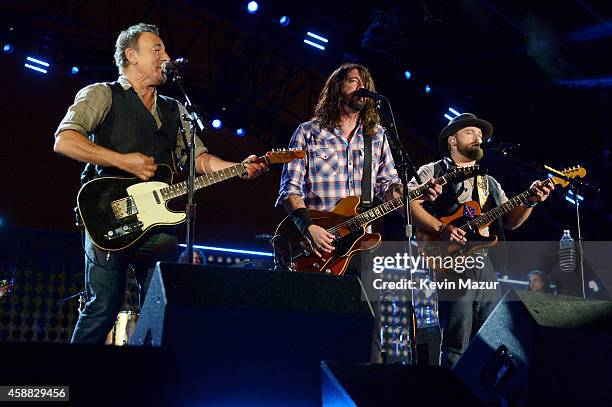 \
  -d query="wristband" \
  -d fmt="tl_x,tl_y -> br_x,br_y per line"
291,208 -> 313,235
522,200 -> 538,208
